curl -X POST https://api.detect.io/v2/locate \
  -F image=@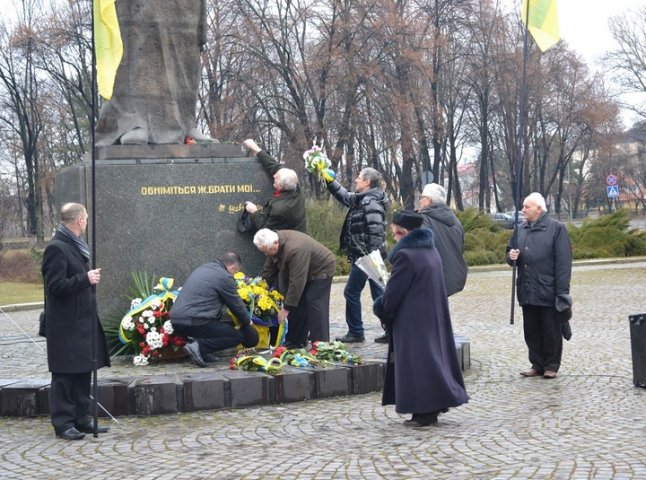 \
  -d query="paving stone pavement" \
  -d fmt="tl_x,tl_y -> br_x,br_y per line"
1,261 -> 646,479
